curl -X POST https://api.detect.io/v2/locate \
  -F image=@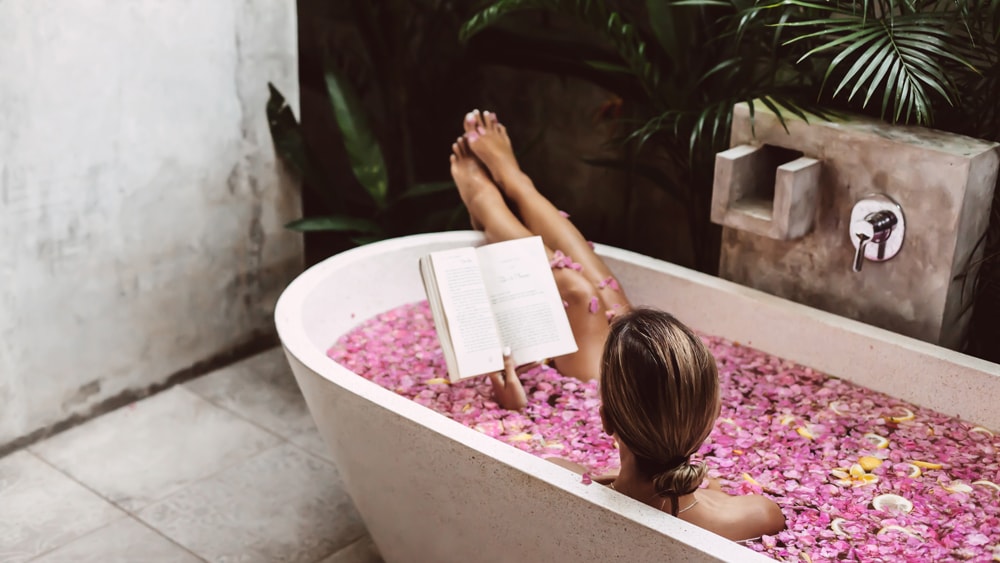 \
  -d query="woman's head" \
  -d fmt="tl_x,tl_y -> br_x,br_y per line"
600,308 -> 720,498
